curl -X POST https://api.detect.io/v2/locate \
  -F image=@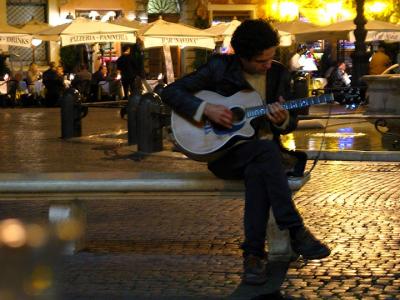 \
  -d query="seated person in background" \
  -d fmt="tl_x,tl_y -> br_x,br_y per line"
326,61 -> 358,105
327,61 -> 351,90
10,72 -> 28,93
75,64 -> 92,82
91,65 -> 111,100
7,72 -> 30,106
26,62 -> 43,98
369,43 -> 391,75
91,65 -> 120,100
72,64 -> 92,100
42,62 -> 65,106
26,63 -> 42,84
